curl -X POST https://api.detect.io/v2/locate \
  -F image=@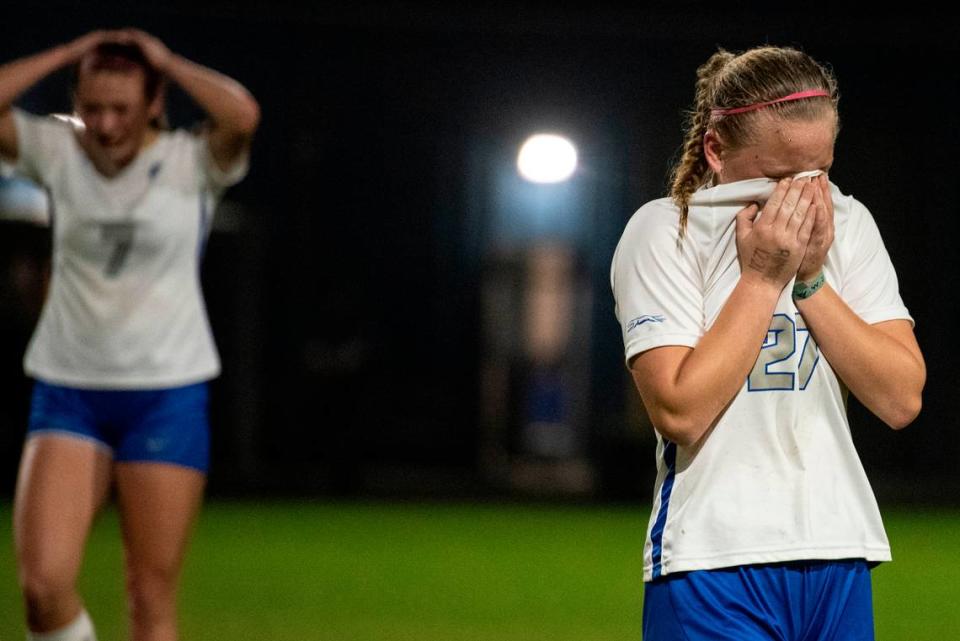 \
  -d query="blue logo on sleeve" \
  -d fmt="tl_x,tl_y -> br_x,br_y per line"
626,315 -> 665,333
